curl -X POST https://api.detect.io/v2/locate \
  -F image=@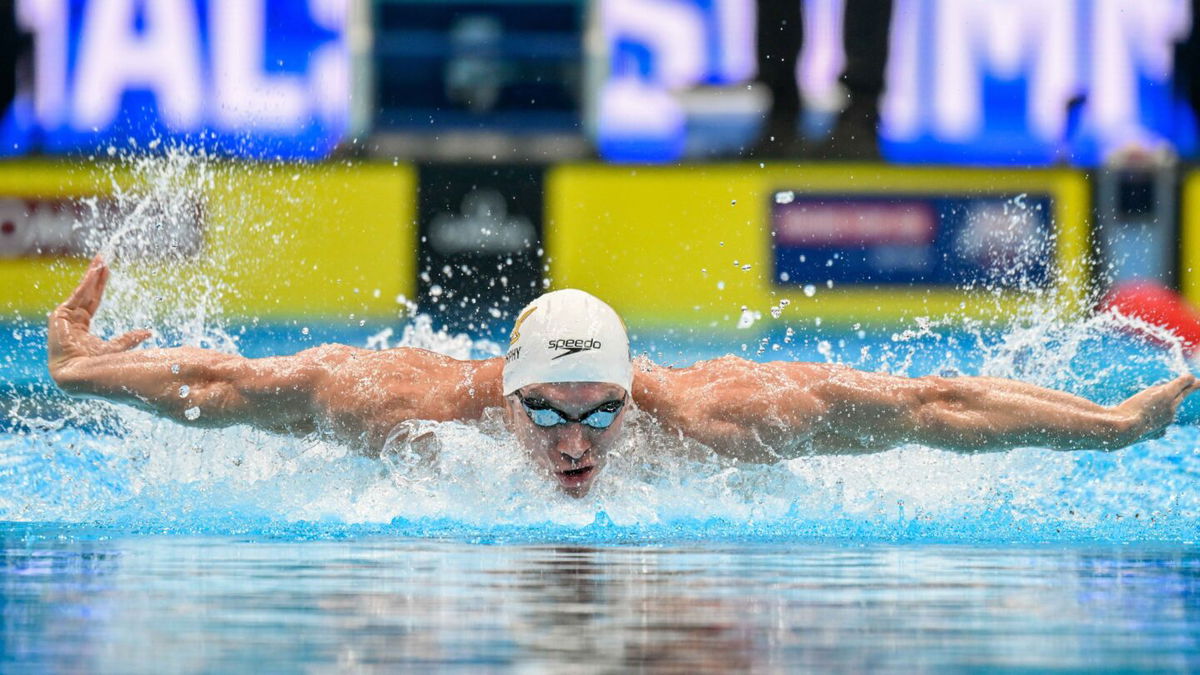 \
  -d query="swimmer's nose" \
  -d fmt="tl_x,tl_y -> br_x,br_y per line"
556,426 -> 590,462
